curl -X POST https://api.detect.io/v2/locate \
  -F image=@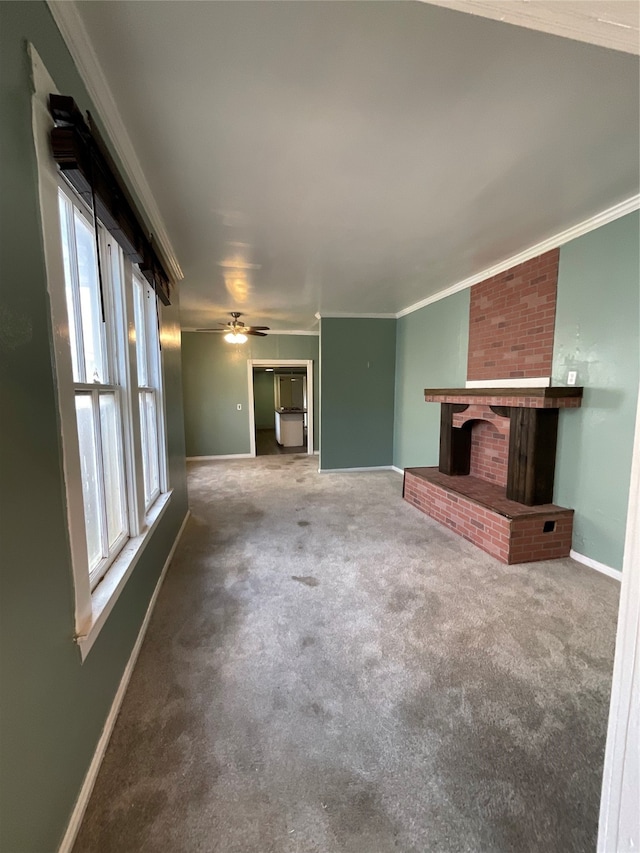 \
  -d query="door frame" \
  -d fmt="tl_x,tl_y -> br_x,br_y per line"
598,387 -> 640,850
247,359 -> 314,457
